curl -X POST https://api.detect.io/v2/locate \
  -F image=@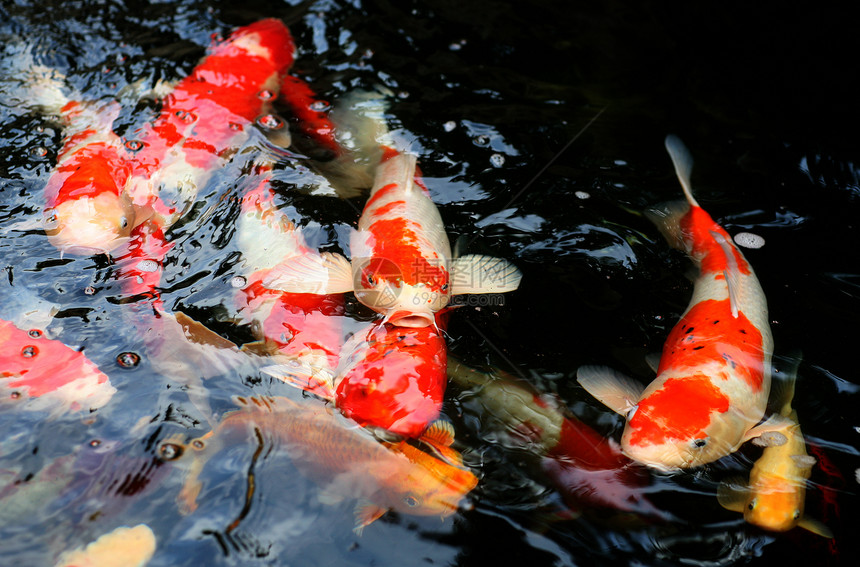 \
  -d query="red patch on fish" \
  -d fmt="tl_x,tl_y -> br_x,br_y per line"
628,375 -> 729,447
366,218 -> 447,291
681,207 -> 751,275
658,298 -> 765,392
336,323 -> 446,438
